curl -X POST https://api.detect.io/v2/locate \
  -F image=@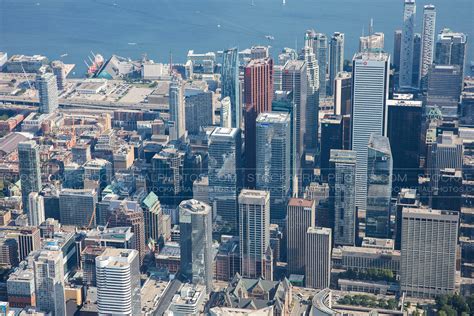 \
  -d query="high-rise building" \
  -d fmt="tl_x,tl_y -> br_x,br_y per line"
366,135 -> 393,238
427,64 -> 463,119
239,189 -> 271,279
220,97 -> 232,128
51,60 -> 66,90
255,112 -> 291,223
81,245 -> 105,287
359,32 -> 385,53
330,150 -> 357,246
169,76 -> 186,141
18,141 -> 42,215
351,52 -> 390,209
208,127 -> 242,233
244,58 -> 273,187
320,115 -> 343,180
96,248 -> 141,315
399,0 -> 416,89
7,266 -> 36,308
412,33 -> 422,88
313,32 -> 328,99
59,189 -> 97,227
36,72 -> 58,113
401,208 -> 459,298
287,198 -> 315,276
221,48 -> 241,128
333,72 -> 352,116
387,98 -> 422,190
419,5 -> 436,90
28,192 -> 44,227
179,199 -> 213,292
305,226 -> 332,289
329,32 -> 344,96
394,189 -> 420,250
435,28 -> 467,77
31,250 -> 66,315
17,227 -> 41,262
140,191 -> 163,243
393,30 -> 402,71
184,87 -> 213,135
